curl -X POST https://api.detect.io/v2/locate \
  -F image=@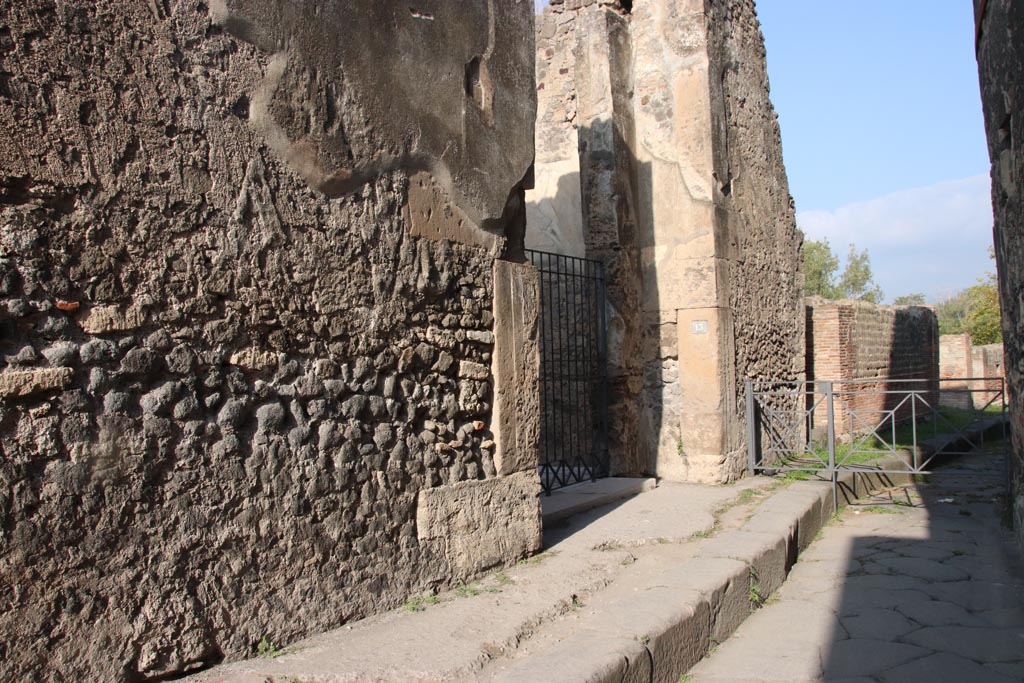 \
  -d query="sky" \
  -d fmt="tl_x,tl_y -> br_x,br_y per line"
534,0 -> 994,303
755,1 -> 993,303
